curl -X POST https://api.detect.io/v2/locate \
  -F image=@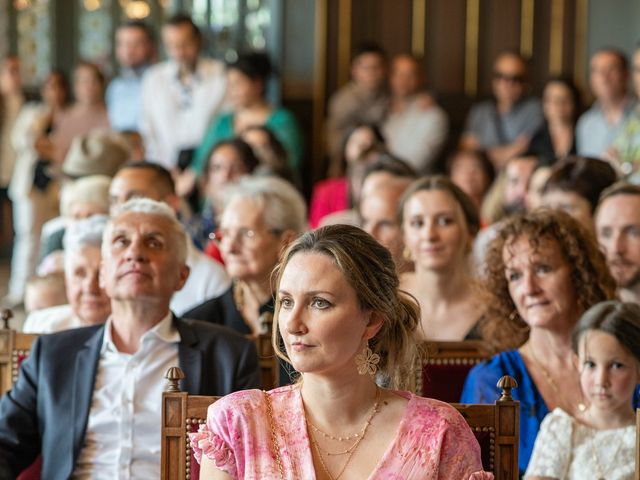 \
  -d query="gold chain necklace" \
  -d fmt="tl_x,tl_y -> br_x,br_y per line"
308,387 -> 381,446
306,387 -> 381,480
526,343 -> 586,414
